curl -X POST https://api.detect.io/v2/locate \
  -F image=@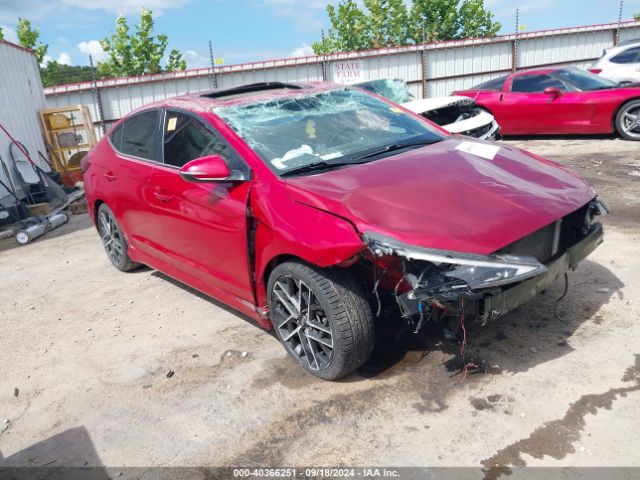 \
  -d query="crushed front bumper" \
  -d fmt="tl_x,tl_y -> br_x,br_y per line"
482,222 -> 604,322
